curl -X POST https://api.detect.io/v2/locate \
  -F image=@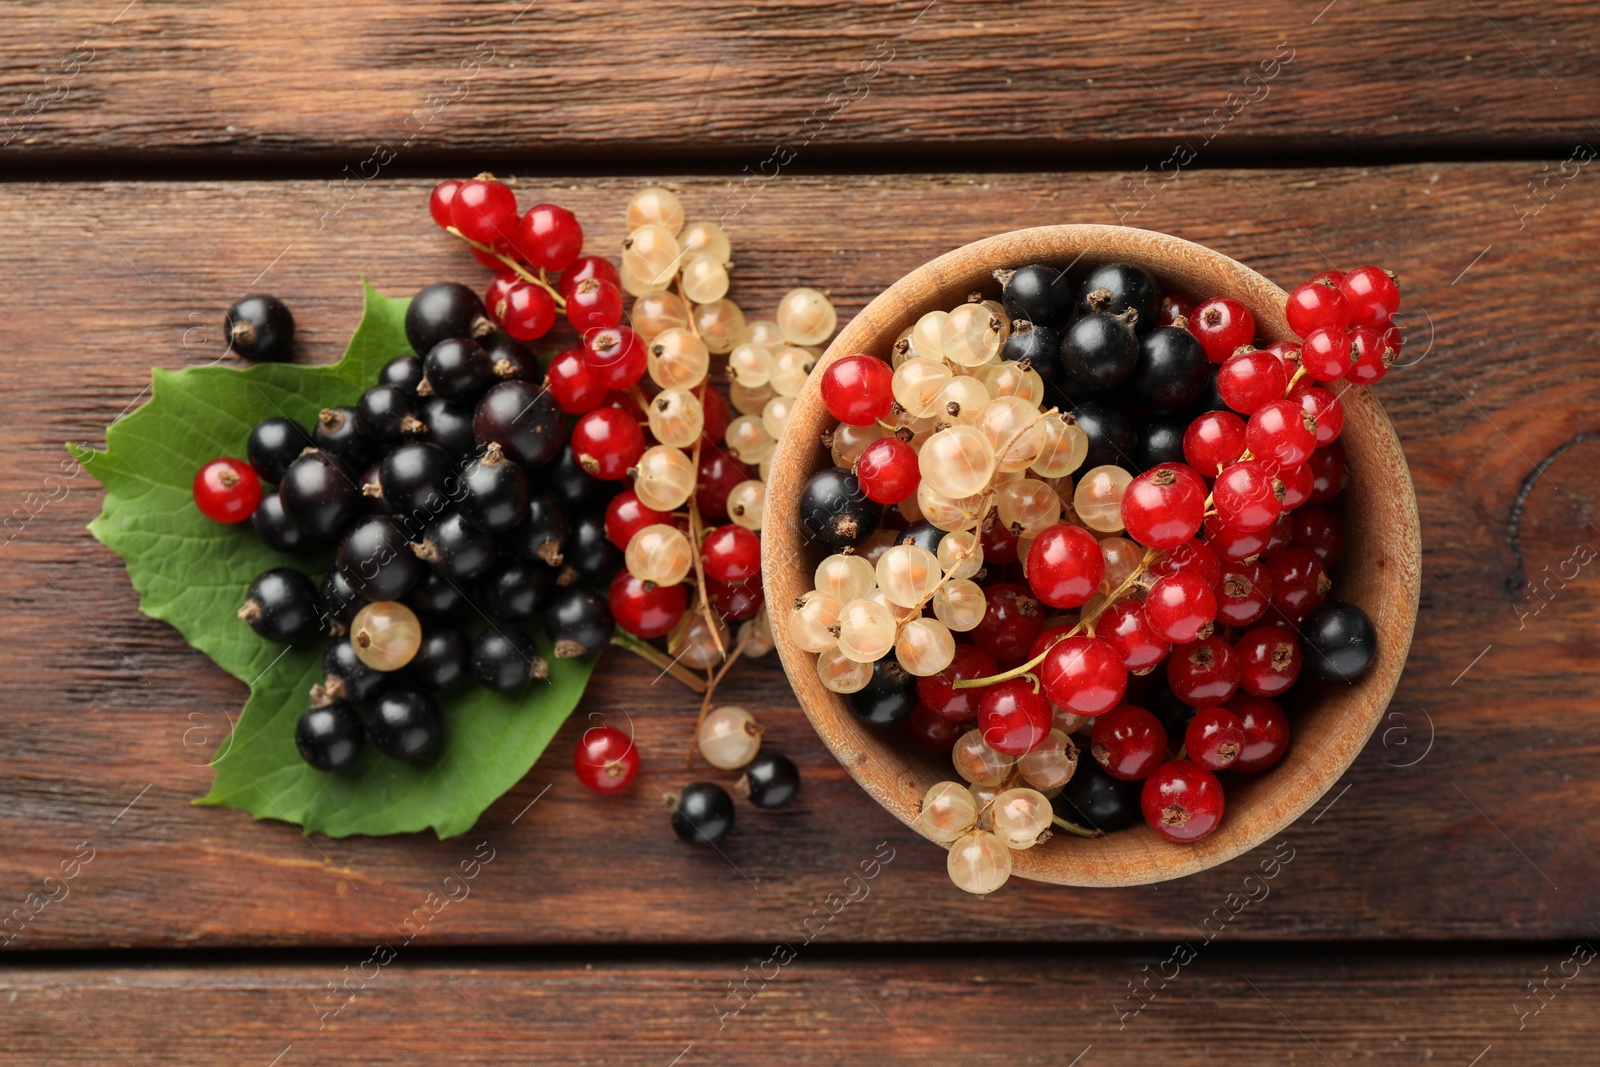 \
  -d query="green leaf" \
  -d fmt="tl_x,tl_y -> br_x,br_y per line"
74,282 -> 594,838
